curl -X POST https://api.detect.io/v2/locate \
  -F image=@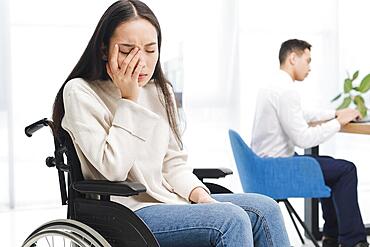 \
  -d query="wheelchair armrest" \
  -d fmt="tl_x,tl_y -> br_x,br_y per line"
193,168 -> 233,181
72,180 -> 146,197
